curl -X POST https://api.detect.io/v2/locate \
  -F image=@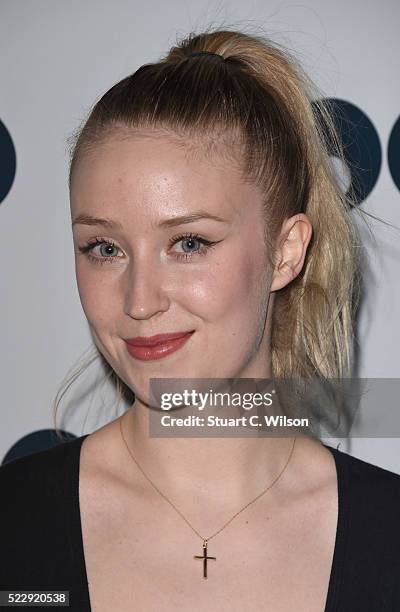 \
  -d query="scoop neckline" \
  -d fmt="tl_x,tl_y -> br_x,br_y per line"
69,434 -> 347,612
